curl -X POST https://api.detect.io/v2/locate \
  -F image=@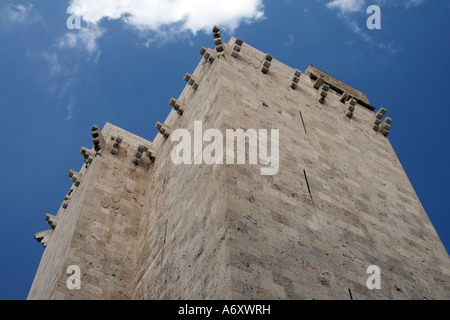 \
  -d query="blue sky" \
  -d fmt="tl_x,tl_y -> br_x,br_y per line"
0,0 -> 448,300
